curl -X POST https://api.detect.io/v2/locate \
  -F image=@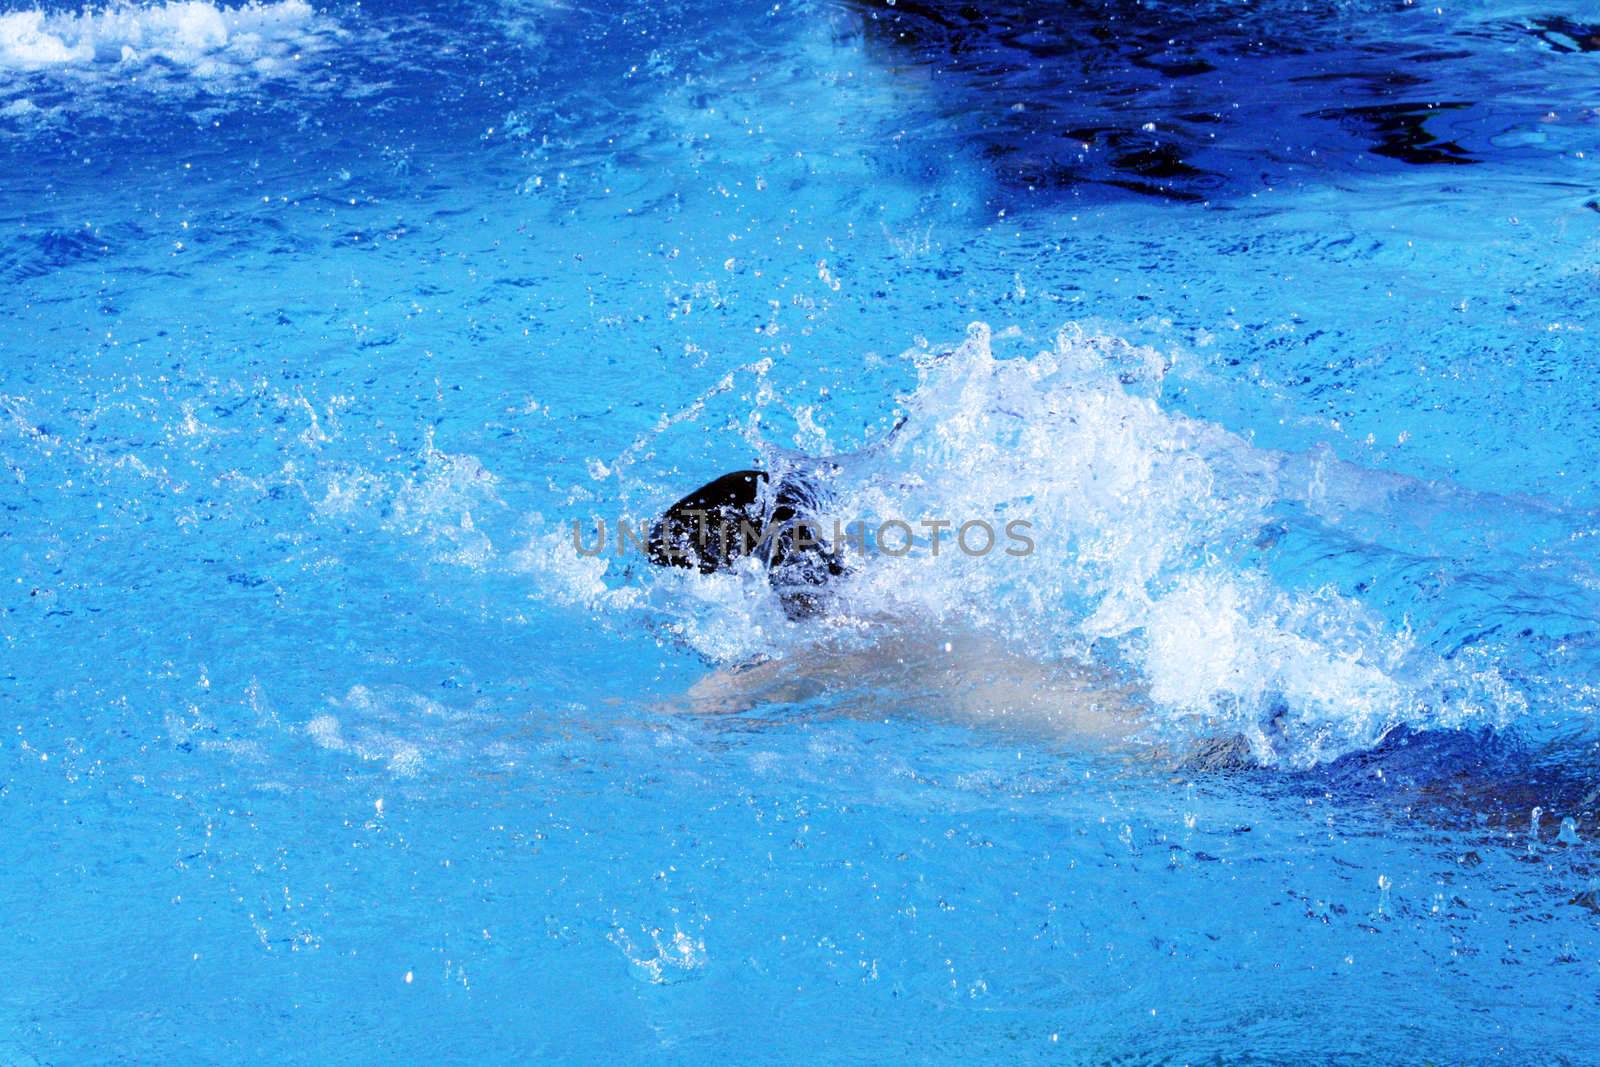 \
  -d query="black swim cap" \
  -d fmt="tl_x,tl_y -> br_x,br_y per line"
646,468 -> 845,618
